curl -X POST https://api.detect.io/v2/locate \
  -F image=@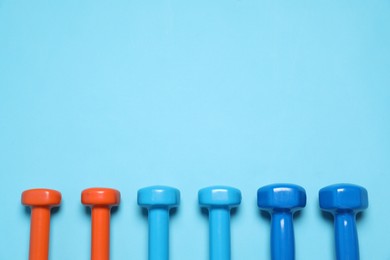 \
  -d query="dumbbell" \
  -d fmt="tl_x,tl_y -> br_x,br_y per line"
82,188 -> 120,260
22,188 -> 62,260
138,186 -> 180,260
319,184 -> 368,260
198,186 -> 241,260
257,184 -> 306,260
